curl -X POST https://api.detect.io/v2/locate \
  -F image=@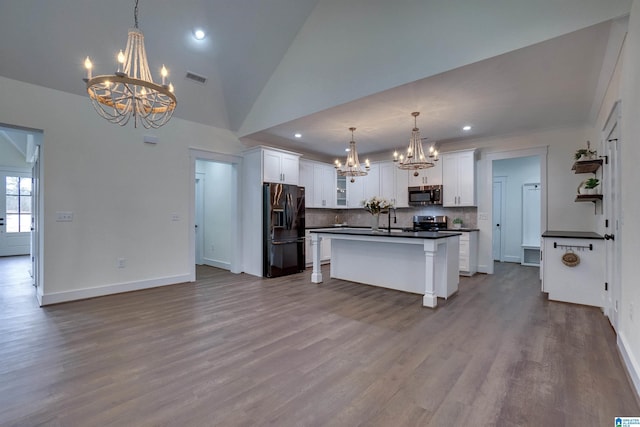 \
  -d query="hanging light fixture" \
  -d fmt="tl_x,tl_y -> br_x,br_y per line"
334,127 -> 370,183
393,112 -> 438,176
83,0 -> 177,129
